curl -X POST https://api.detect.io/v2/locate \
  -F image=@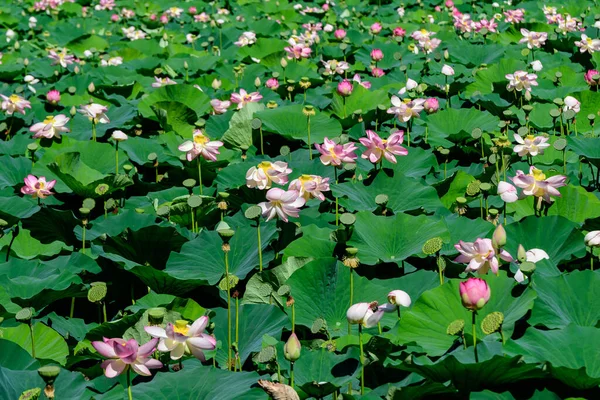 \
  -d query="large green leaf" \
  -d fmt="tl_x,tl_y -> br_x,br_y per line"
0,339 -> 39,370
0,366 -> 89,399
0,225 -> 72,260
0,323 -> 69,365
138,84 -> 211,121
222,102 -> 265,149
295,347 -> 361,397
418,108 -> 500,148
0,155 -> 31,190
330,86 -> 388,118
